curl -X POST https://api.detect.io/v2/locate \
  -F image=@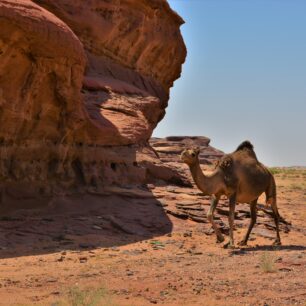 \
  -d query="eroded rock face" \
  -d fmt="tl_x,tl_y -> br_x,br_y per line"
33,0 -> 185,95
0,0 -> 186,202
0,0 -> 86,143
33,0 -> 186,144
